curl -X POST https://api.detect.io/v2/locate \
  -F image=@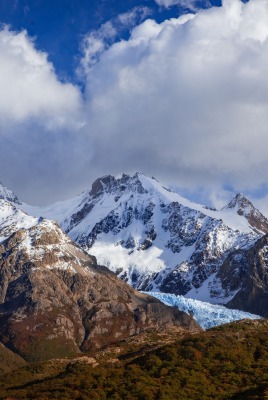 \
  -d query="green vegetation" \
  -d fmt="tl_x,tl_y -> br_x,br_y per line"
0,343 -> 27,375
1,320 -> 268,399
